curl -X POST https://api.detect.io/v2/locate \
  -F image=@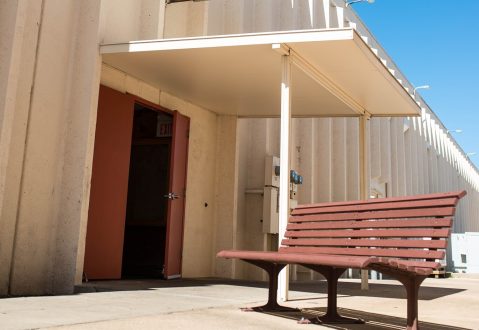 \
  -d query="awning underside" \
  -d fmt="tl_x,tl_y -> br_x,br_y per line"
101,29 -> 420,118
